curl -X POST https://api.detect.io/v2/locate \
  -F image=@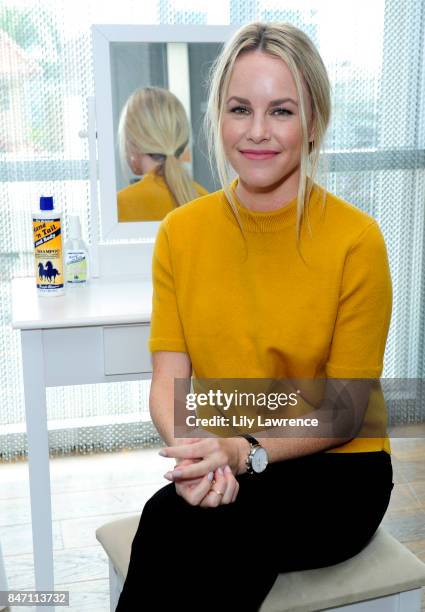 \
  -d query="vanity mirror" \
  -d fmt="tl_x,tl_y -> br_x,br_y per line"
92,24 -> 237,242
